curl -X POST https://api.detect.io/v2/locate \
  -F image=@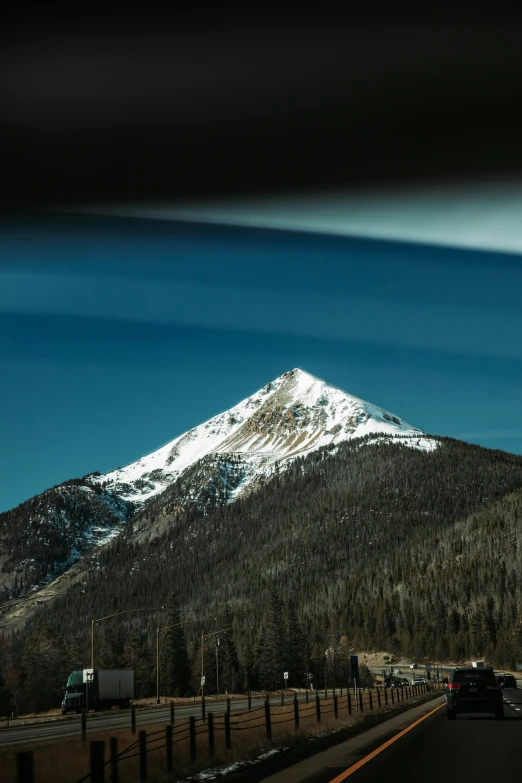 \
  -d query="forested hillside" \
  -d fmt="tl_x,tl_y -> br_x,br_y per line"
2,435 -> 522,714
